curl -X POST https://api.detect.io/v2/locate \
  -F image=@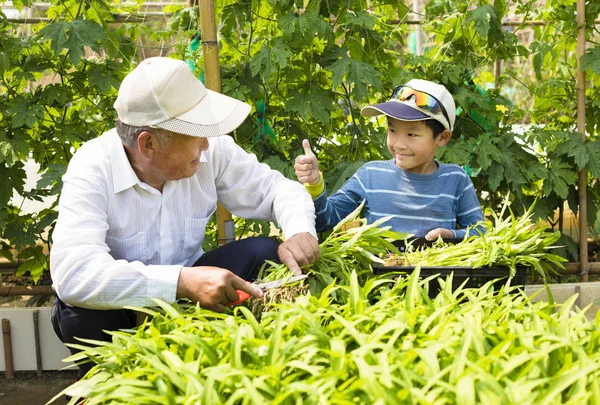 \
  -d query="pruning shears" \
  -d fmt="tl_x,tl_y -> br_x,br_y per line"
229,274 -> 308,306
